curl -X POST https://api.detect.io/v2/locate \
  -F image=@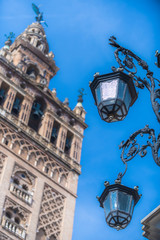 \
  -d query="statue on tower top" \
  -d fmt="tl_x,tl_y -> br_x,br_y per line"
32,3 -> 48,27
